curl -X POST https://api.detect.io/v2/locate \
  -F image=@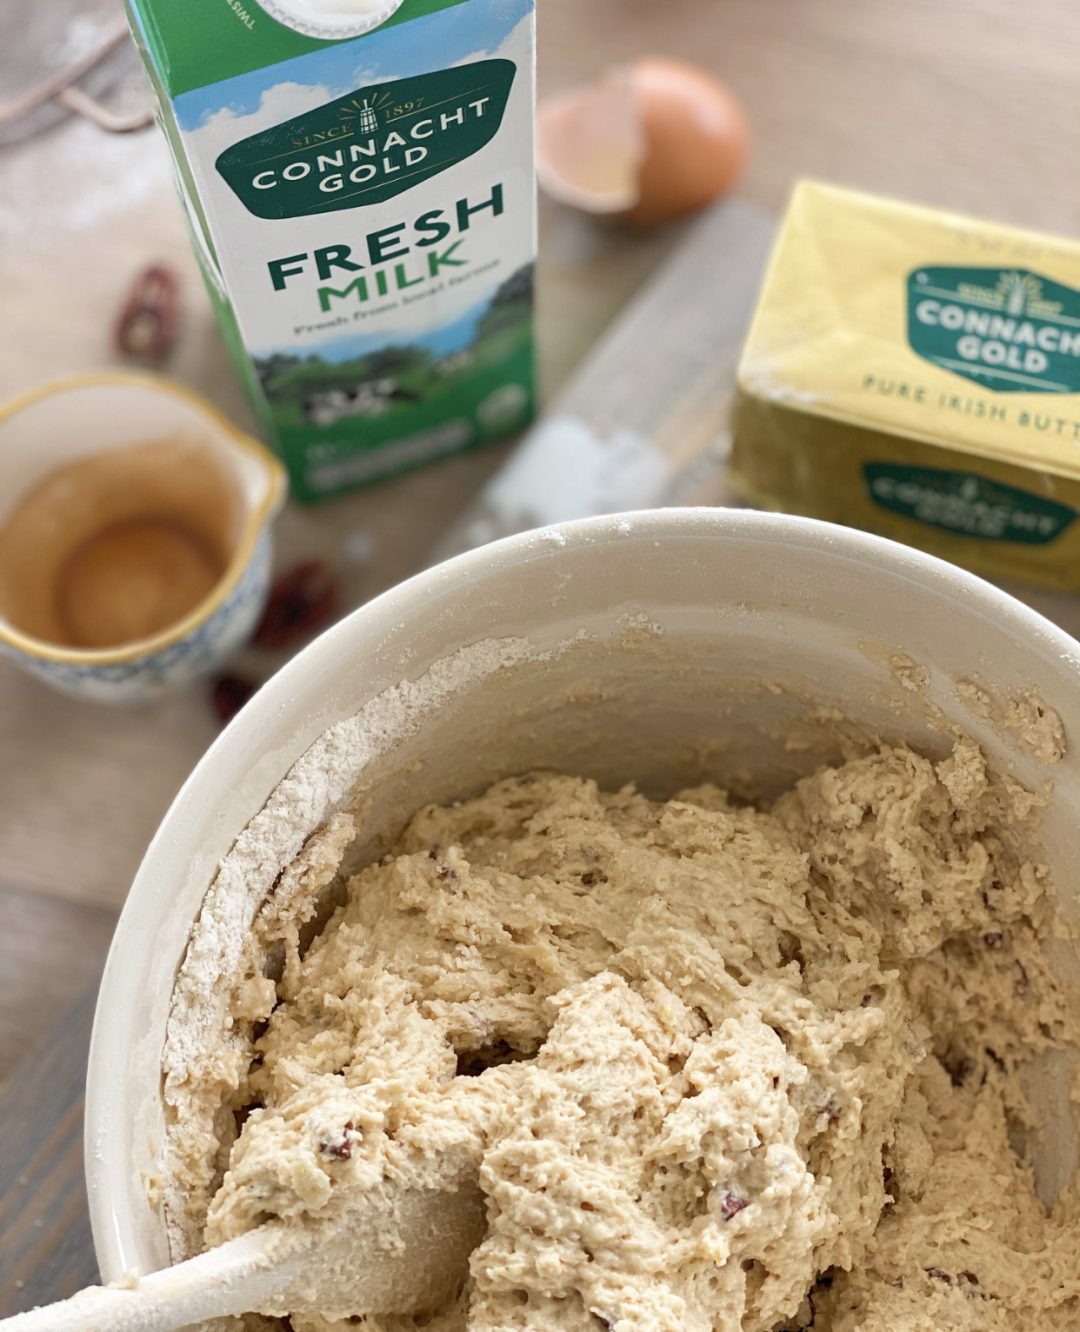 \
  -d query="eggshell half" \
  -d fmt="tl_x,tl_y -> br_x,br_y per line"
626,58 -> 749,225
536,58 -> 749,226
